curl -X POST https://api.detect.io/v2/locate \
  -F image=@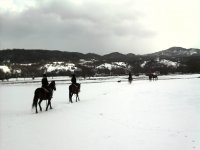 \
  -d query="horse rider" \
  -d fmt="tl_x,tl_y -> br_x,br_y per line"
128,72 -> 133,80
71,74 -> 77,86
72,74 -> 81,88
41,74 -> 51,97
128,72 -> 133,83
